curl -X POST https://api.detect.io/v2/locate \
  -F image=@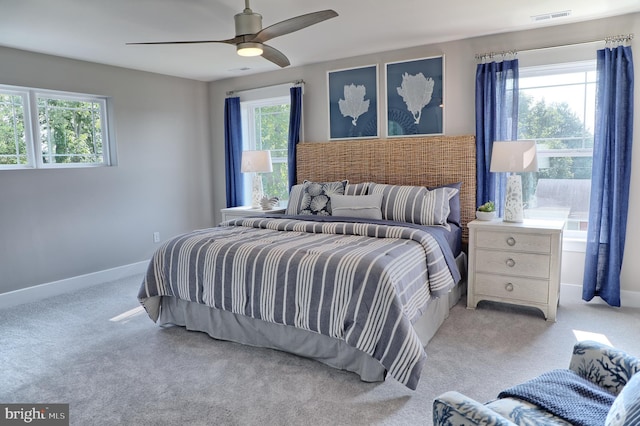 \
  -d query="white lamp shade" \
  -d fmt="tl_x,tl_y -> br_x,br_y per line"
241,150 -> 273,173
490,140 -> 538,173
